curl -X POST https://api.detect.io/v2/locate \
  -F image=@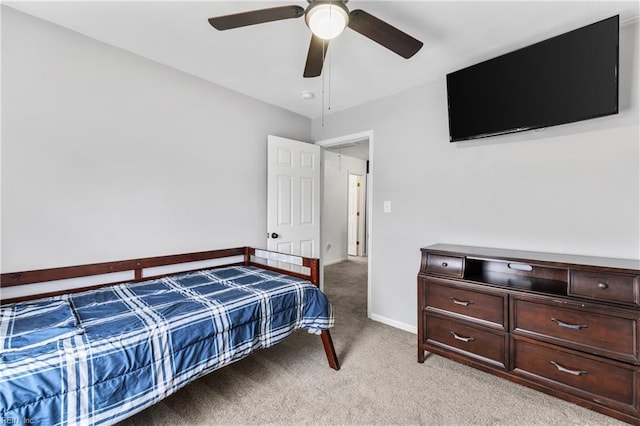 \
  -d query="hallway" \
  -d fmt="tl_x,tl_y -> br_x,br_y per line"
323,256 -> 368,324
